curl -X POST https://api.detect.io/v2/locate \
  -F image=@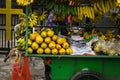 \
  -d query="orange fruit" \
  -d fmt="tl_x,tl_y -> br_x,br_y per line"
52,35 -> 58,41
31,42 -> 39,50
28,47 -> 33,54
59,48 -> 65,55
37,48 -> 44,54
36,35 -> 43,44
56,44 -> 61,50
29,33 -> 36,41
45,48 -> 51,54
28,39 -> 32,46
62,42 -> 69,49
47,30 -> 54,37
44,37 -> 51,44
41,31 -> 47,38
41,42 -> 47,49
57,38 -> 63,44
52,48 -> 58,54
49,42 -> 56,49
66,48 -> 72,55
